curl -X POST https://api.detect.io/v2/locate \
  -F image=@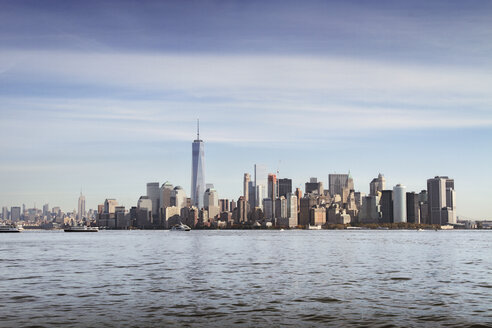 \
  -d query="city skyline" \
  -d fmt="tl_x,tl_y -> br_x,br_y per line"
1,1 -> 491,219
